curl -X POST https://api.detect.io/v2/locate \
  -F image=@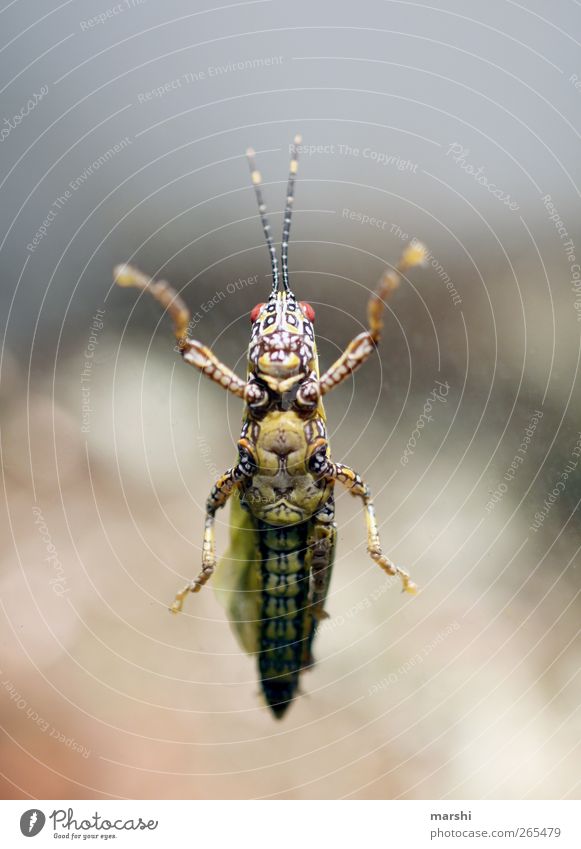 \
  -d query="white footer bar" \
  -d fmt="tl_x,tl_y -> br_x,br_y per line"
1,799 -> 579,848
